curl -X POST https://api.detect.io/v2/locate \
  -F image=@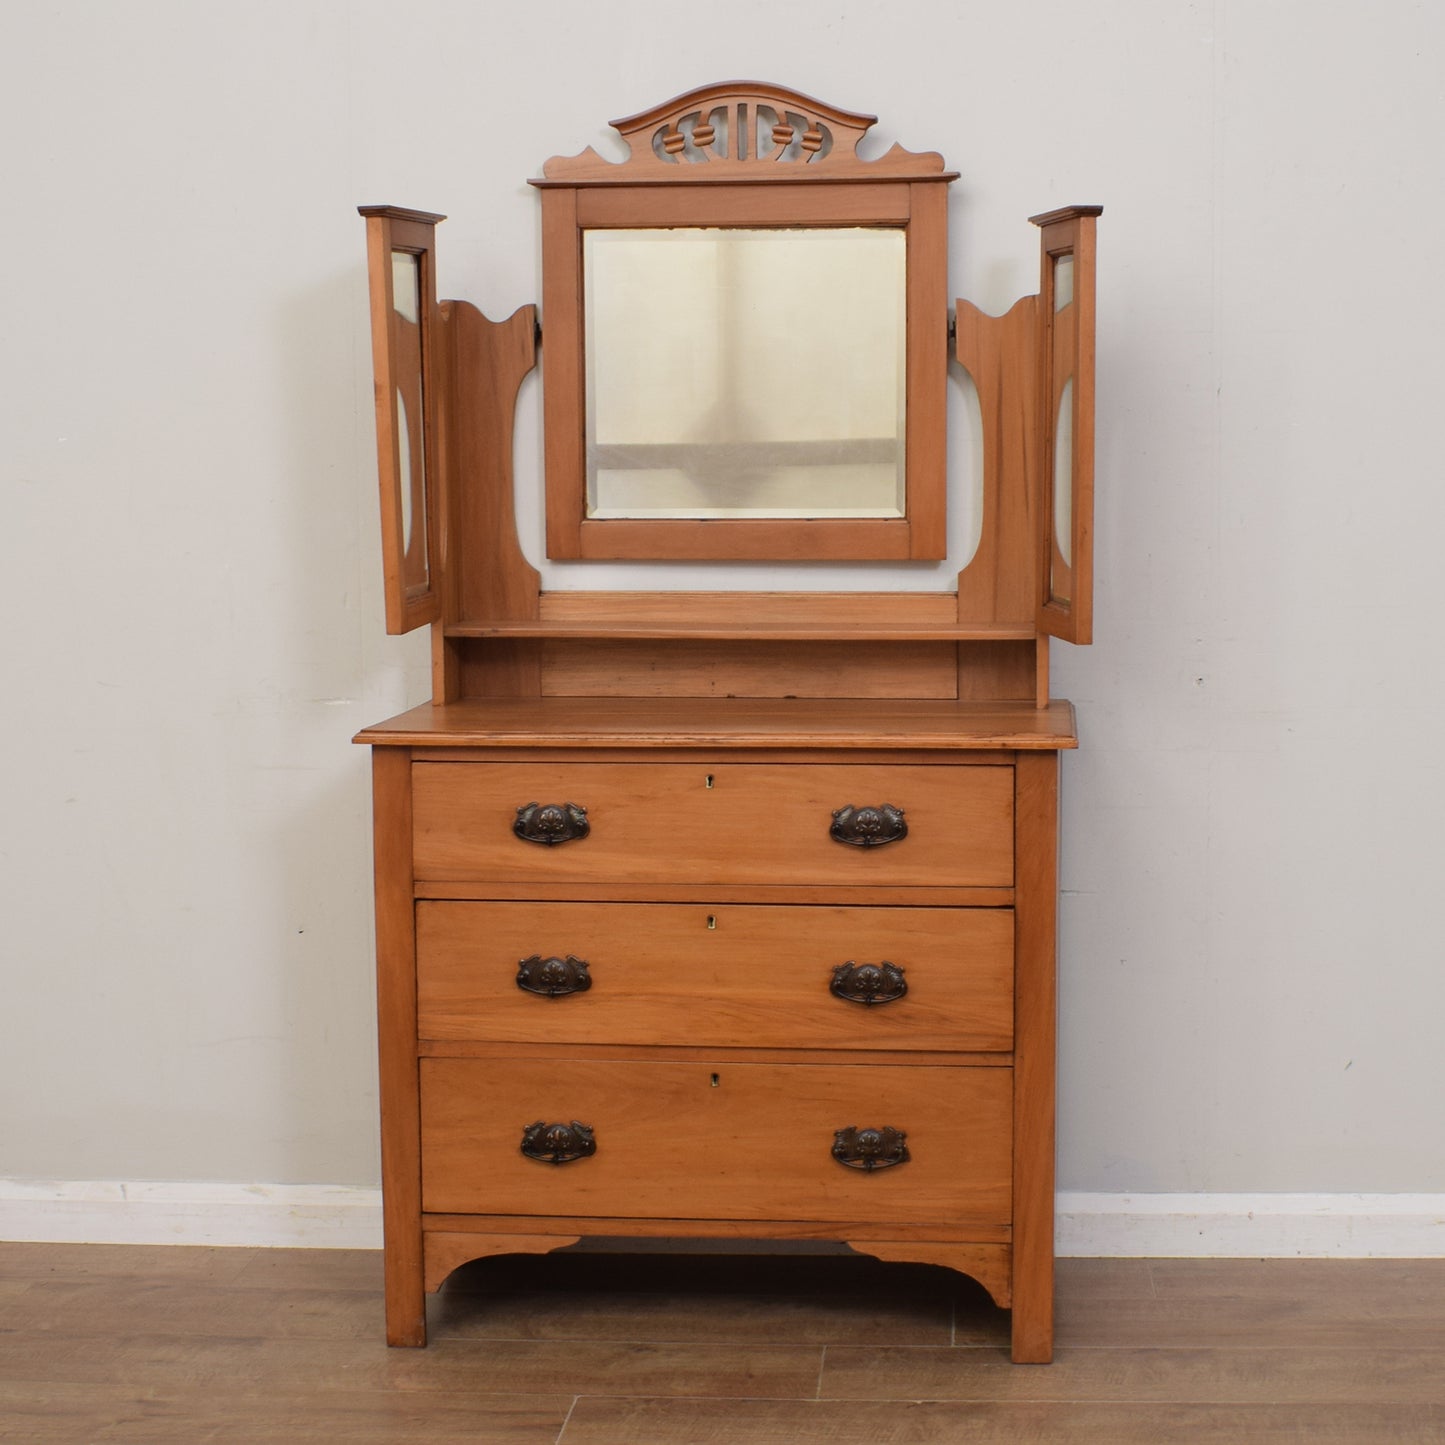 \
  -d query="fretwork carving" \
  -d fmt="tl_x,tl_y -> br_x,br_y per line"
539,81 -> 951,183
